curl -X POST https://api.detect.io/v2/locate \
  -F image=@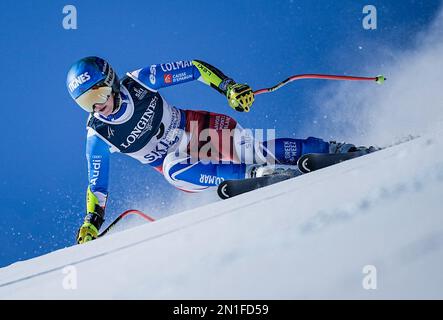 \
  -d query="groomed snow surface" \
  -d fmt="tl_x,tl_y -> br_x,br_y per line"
1,128 -> 443,299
